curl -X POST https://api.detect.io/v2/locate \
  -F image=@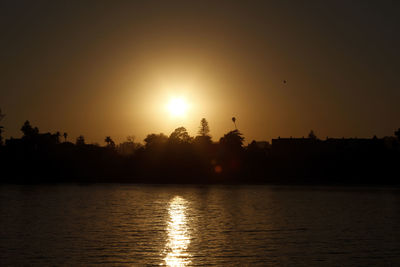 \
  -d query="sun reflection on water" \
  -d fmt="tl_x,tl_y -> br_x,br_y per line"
163,196 -> 191,266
